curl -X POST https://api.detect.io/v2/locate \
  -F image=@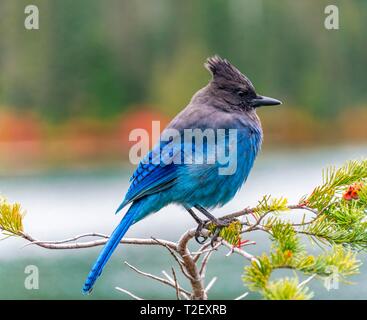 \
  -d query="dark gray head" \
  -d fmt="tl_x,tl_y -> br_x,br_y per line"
205,56 -> 281,111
